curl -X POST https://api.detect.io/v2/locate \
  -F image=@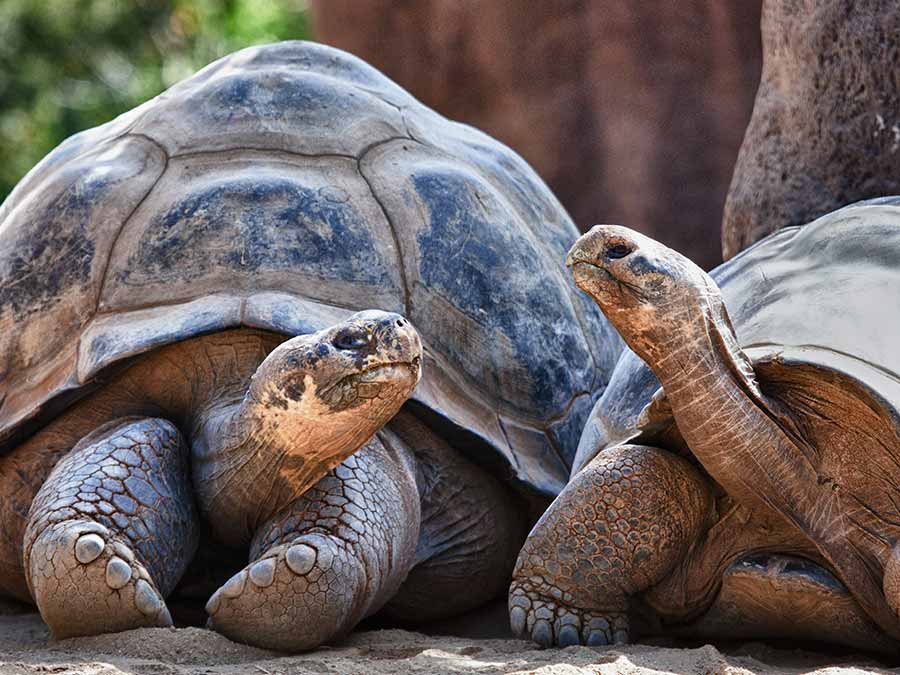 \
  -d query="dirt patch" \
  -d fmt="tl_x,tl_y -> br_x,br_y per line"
0,612 -> 894,675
